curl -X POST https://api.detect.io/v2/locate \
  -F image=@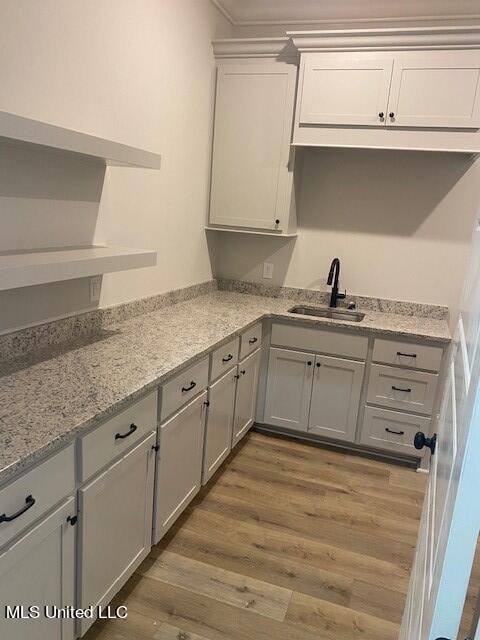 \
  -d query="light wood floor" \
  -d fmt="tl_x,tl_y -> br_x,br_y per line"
86,431 -> 429,640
